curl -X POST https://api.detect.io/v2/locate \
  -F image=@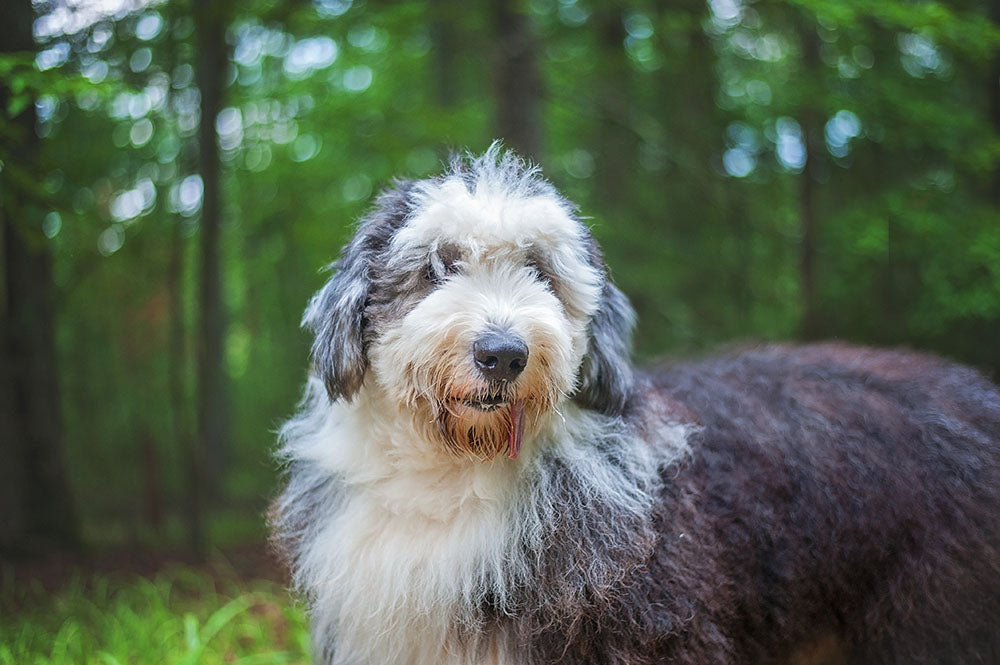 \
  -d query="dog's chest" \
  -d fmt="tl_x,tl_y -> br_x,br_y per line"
322,481 -> 517,665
